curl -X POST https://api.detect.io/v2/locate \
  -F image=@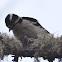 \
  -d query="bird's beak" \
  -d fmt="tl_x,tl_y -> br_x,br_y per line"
9,25 -> 14,32
9,29 -> 11,32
